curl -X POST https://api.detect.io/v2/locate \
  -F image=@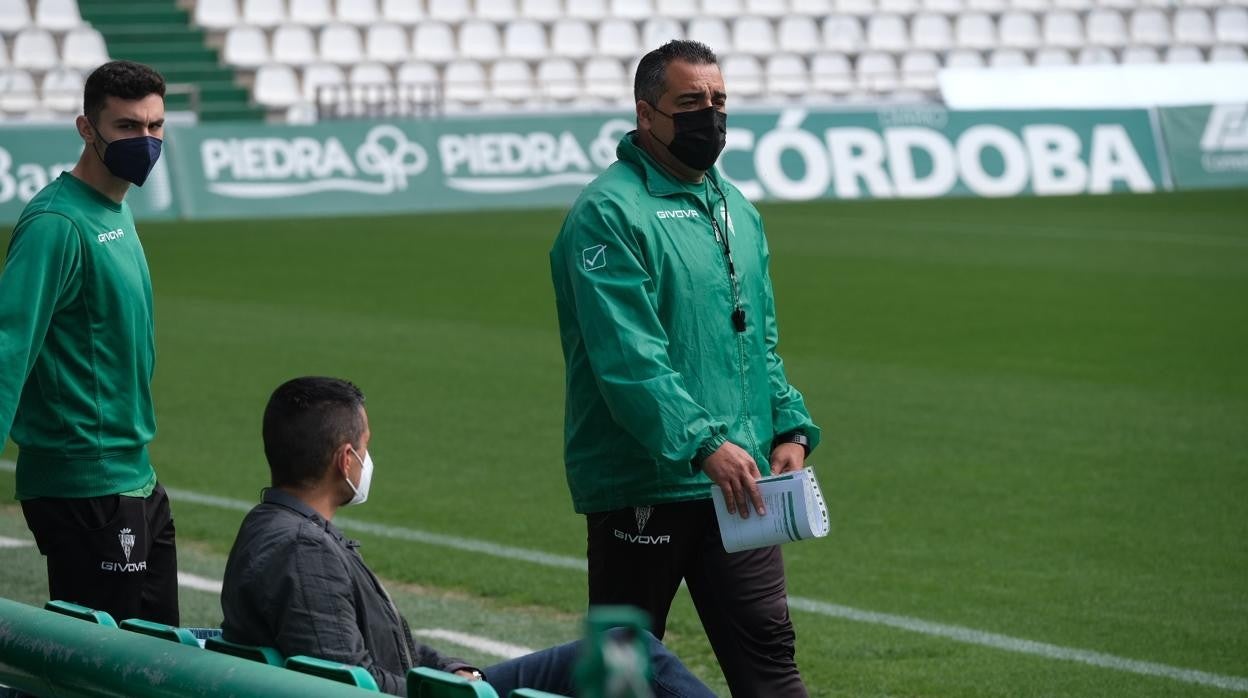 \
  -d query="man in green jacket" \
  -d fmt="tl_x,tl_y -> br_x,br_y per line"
550,40 -> 820,696
0,61 -> 177,624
